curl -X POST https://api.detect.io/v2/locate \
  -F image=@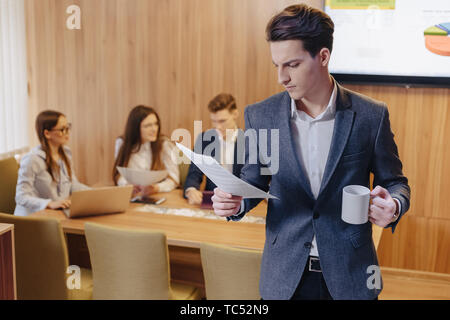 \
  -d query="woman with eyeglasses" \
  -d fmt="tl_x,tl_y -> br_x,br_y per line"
14,110 -> 89,216
113,105 -> 179,197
